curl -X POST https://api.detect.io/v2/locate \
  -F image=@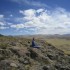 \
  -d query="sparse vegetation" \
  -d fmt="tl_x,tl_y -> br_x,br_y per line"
47,38 -> 70,54
0,36 -> 70,70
